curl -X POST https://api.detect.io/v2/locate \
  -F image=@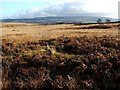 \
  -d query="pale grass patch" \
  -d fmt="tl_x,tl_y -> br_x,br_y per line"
2,22 -> 119,44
